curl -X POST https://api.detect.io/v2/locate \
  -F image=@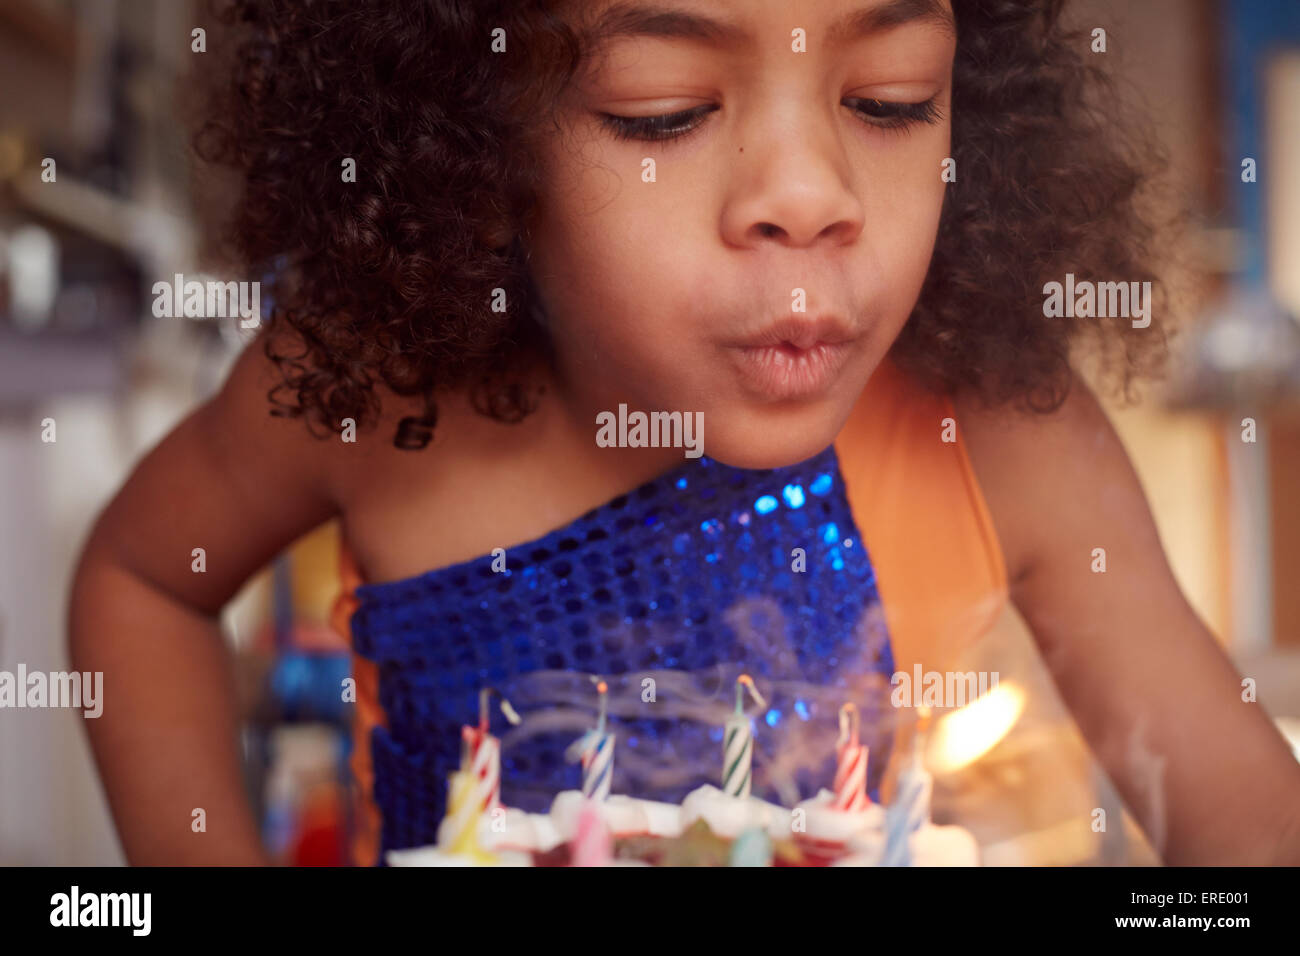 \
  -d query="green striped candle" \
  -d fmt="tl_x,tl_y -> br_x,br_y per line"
722,674 -> 766,797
